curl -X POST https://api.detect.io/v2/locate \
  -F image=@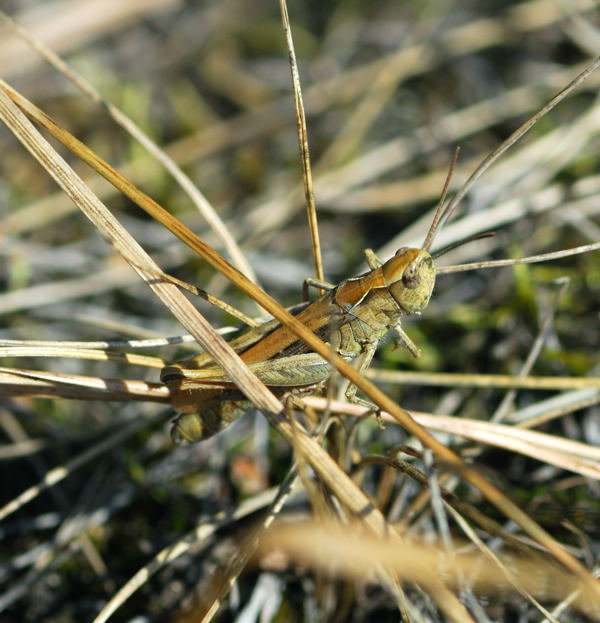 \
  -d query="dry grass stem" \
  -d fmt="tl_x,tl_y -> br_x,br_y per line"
0,7 -> 257,283
278,0 -> 324,285
0,84 -> 394,544
260,521 -> 600,615
366,369 -> 600,391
